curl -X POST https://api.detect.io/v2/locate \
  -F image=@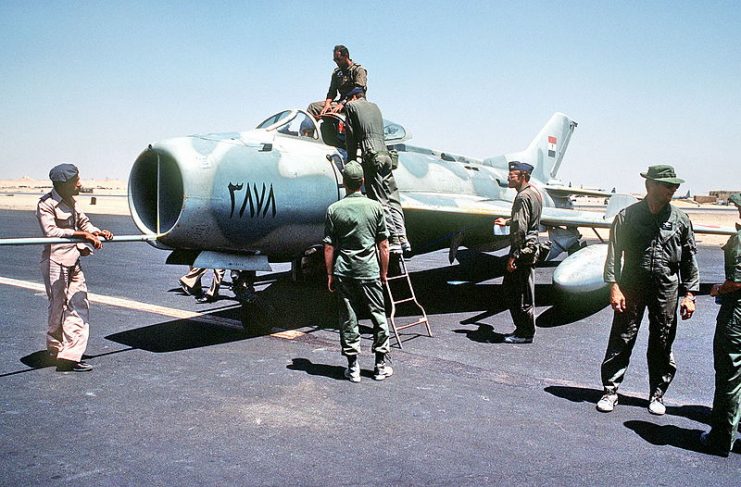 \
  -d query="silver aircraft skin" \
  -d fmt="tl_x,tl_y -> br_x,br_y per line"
2,108 -> 735,295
